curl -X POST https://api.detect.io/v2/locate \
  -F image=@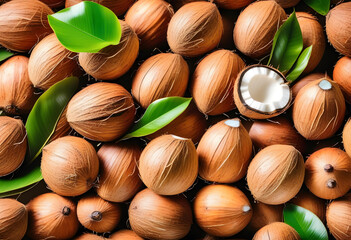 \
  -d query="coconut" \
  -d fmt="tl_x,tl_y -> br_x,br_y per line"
0,0 -> 53,52
139,134 -> 198,195
305,148 -> 351,200
65,0 -> 134,16
343,118 -> 351,158
28,33 -> 81,90
194,185 -> 252,237
273,0 -> 300,8
333,56 -> 351,103
190,50 -> 245,115
326,2 -> 351,57
0,56 -> 37,115
233,65 -> 292,119
129,188 -> 192,240
249,116 -> 307,153
0,116 -> 27,177
110,230 -> 143,240
79,21 -> 139,81
125,0 -> 174,51
74,234 -> 106,240
247,202 -> 283,232
293,78 -> 345,140
167,1 -> 223,57
0,199 -> 28,240
26,193 -> 79,240
296,12 -> 325,73
41,136 -> 99,196
96,141 -> 143,202
77,196 -> 121,233
197,119 -> 252,183
233,1 -> 286,59
253,222 -> 301,240
214,0 -> 253,9
247,145 -> 305,205
326,194 -> 351,240
66,82 -> 135,142
291,73 -> 331,98
131,53 -> 189,109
